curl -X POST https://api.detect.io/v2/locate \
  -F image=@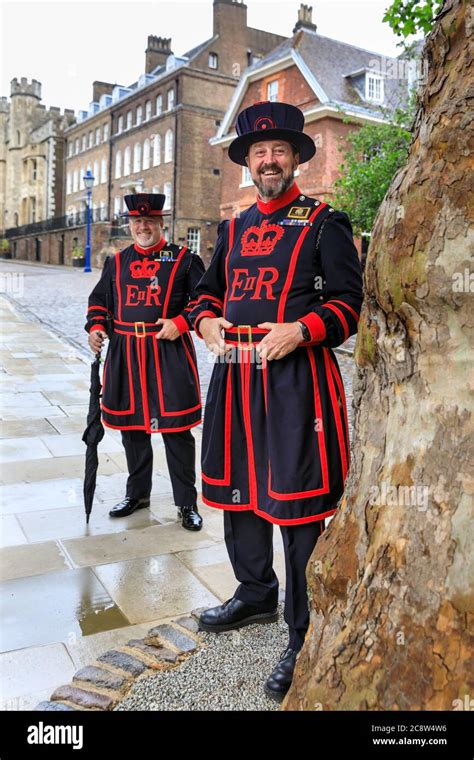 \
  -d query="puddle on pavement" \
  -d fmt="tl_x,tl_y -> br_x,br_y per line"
0,567 -> 129,652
